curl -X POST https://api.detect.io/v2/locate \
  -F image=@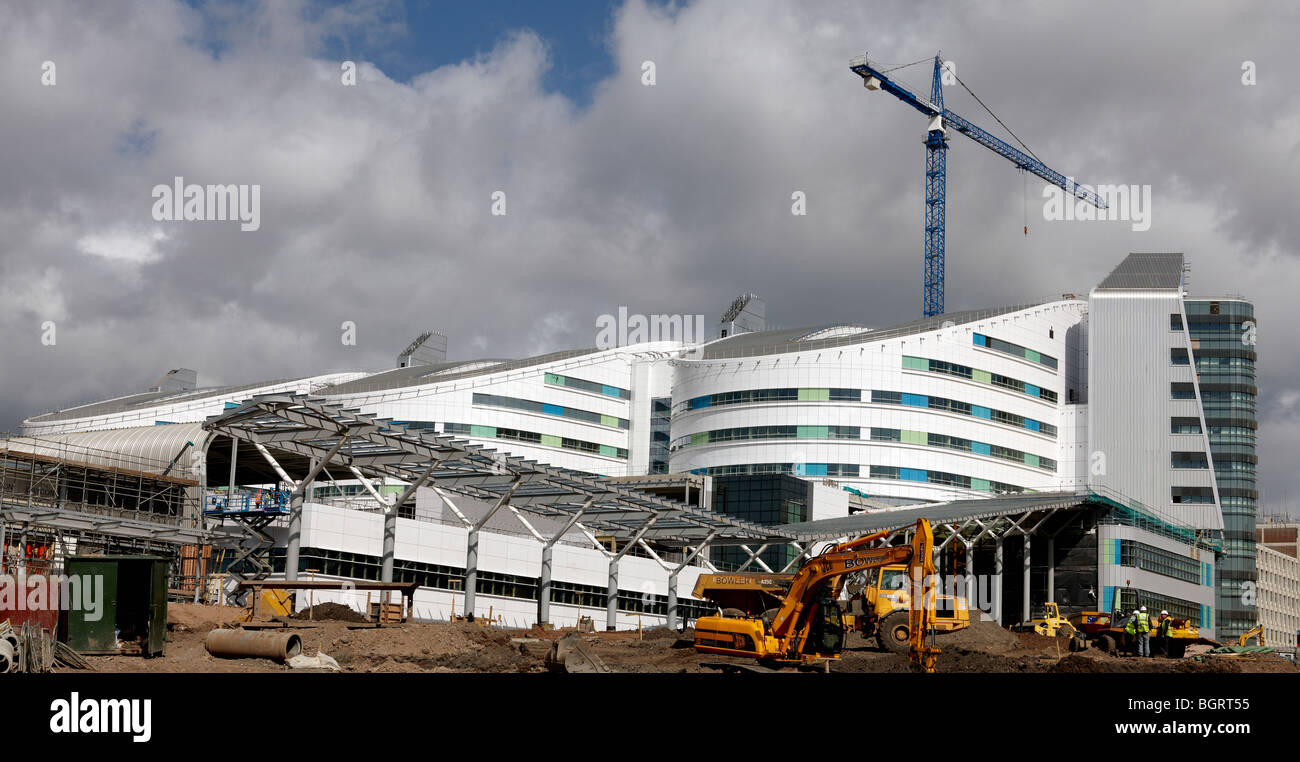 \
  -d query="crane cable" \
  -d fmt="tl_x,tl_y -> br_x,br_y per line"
945,62 -> 1040,236
948,67 -> 1043,165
